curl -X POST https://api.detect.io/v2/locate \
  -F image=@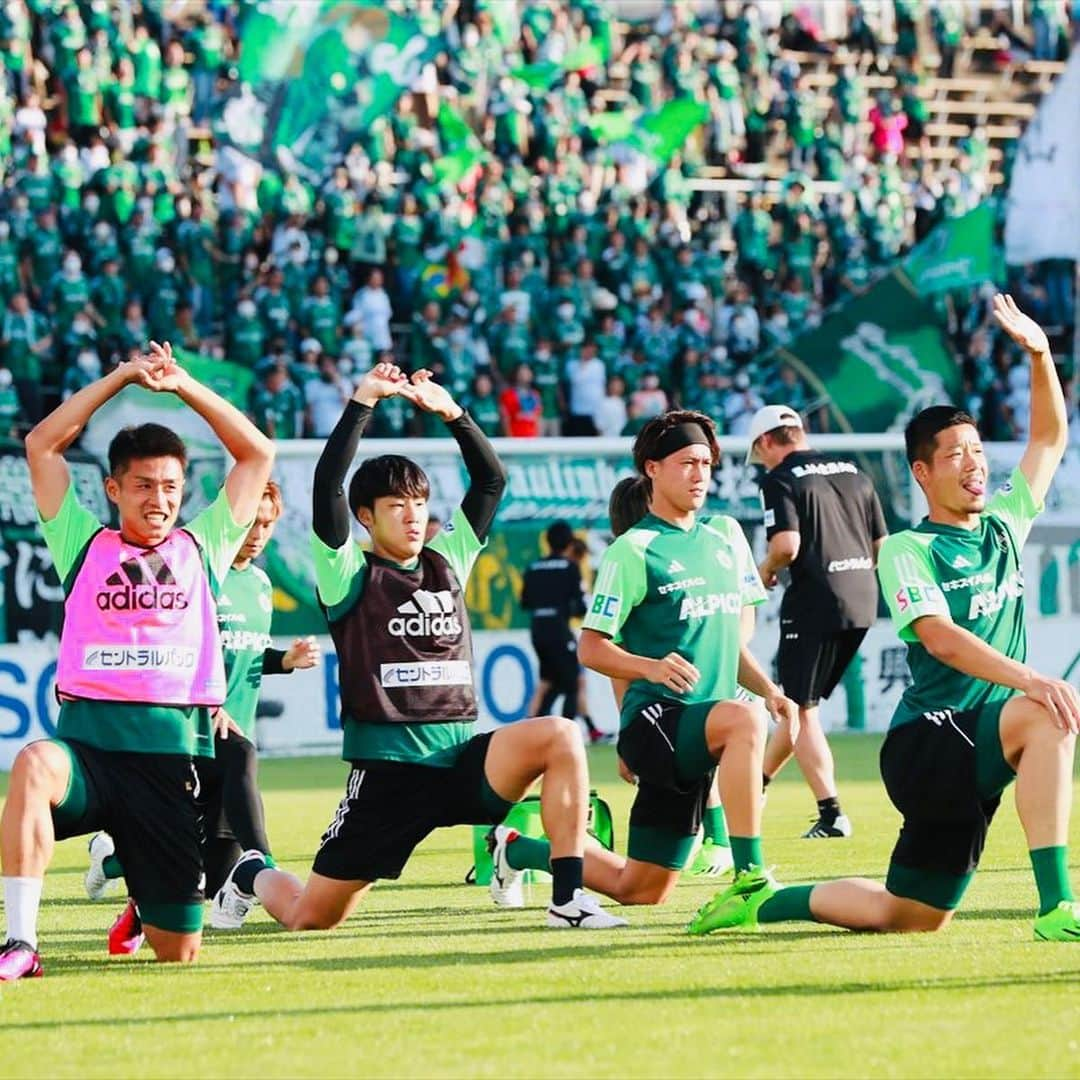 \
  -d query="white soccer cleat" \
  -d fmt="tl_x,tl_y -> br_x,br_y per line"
488,825 -> 525,909
547,889 -> 628,929
85,831 -> 117,900
209,849 -> 264,930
